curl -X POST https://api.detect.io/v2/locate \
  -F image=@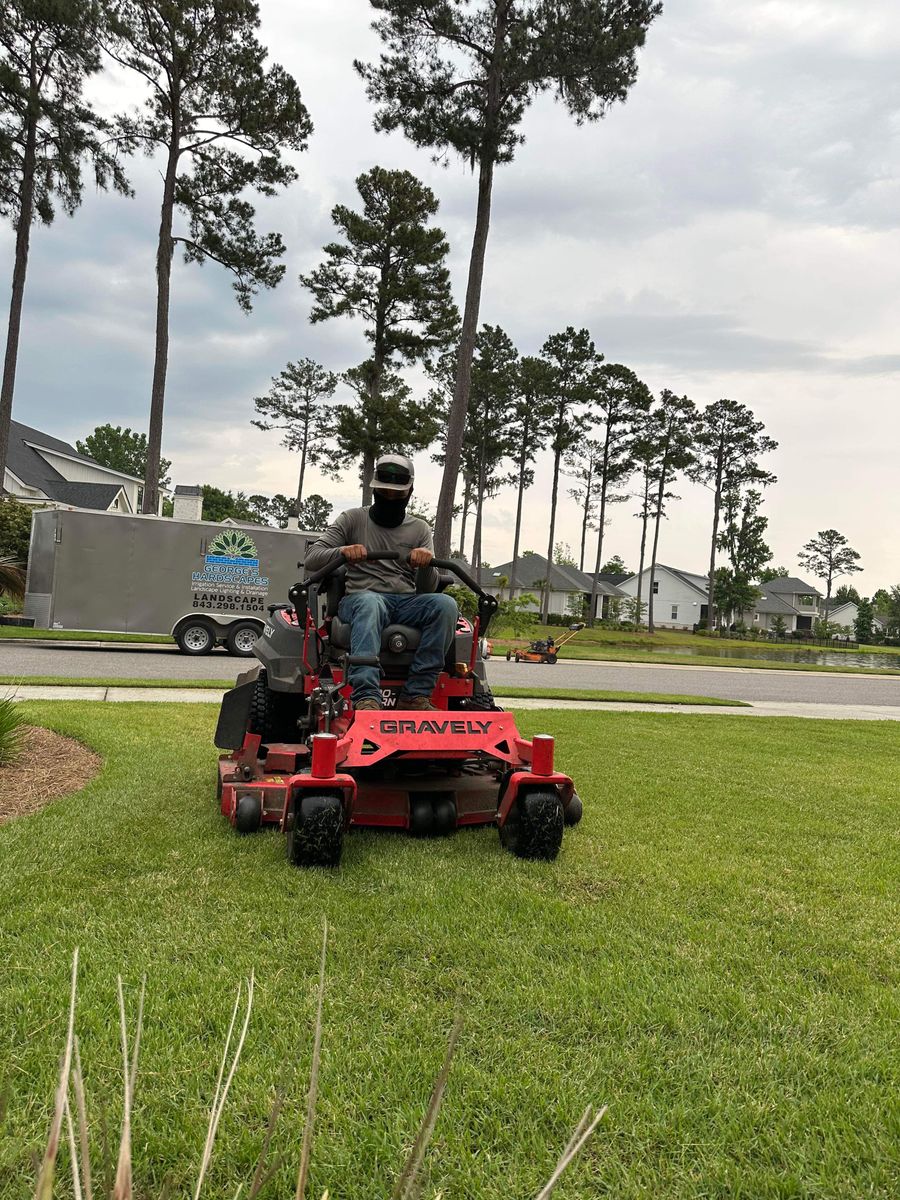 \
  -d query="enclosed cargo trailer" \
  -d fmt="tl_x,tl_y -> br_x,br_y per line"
24,508 -> 314,655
